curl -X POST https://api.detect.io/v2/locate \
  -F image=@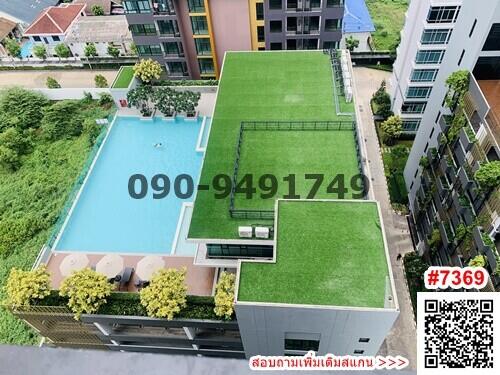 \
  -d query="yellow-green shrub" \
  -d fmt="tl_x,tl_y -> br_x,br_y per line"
133,59 -> 162,83
59,268 -> 112,319
140,268 -> 187,320
214,272 -> 236,319
4,265 -> 51,308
